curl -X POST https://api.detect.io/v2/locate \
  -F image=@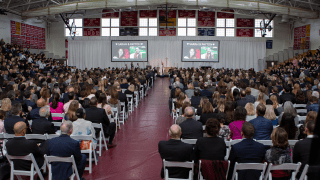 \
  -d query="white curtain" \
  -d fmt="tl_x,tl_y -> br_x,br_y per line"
68,36 -> 266,70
